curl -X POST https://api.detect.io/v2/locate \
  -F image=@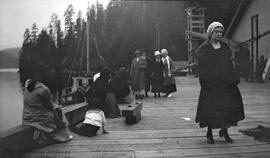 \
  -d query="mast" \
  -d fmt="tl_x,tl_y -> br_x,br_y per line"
86,3 -> 90,75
